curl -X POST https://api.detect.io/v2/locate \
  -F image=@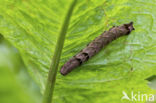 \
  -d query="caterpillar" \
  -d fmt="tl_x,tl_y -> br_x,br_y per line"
60,22 -> 135,75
